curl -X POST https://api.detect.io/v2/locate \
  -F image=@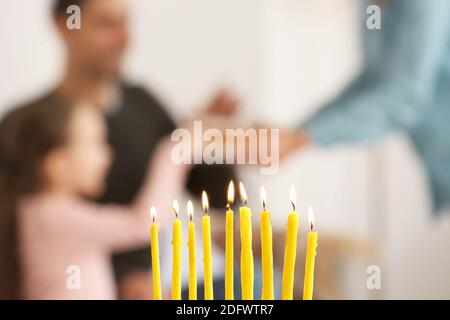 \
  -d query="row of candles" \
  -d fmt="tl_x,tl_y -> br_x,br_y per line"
149,181 -> 318,300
